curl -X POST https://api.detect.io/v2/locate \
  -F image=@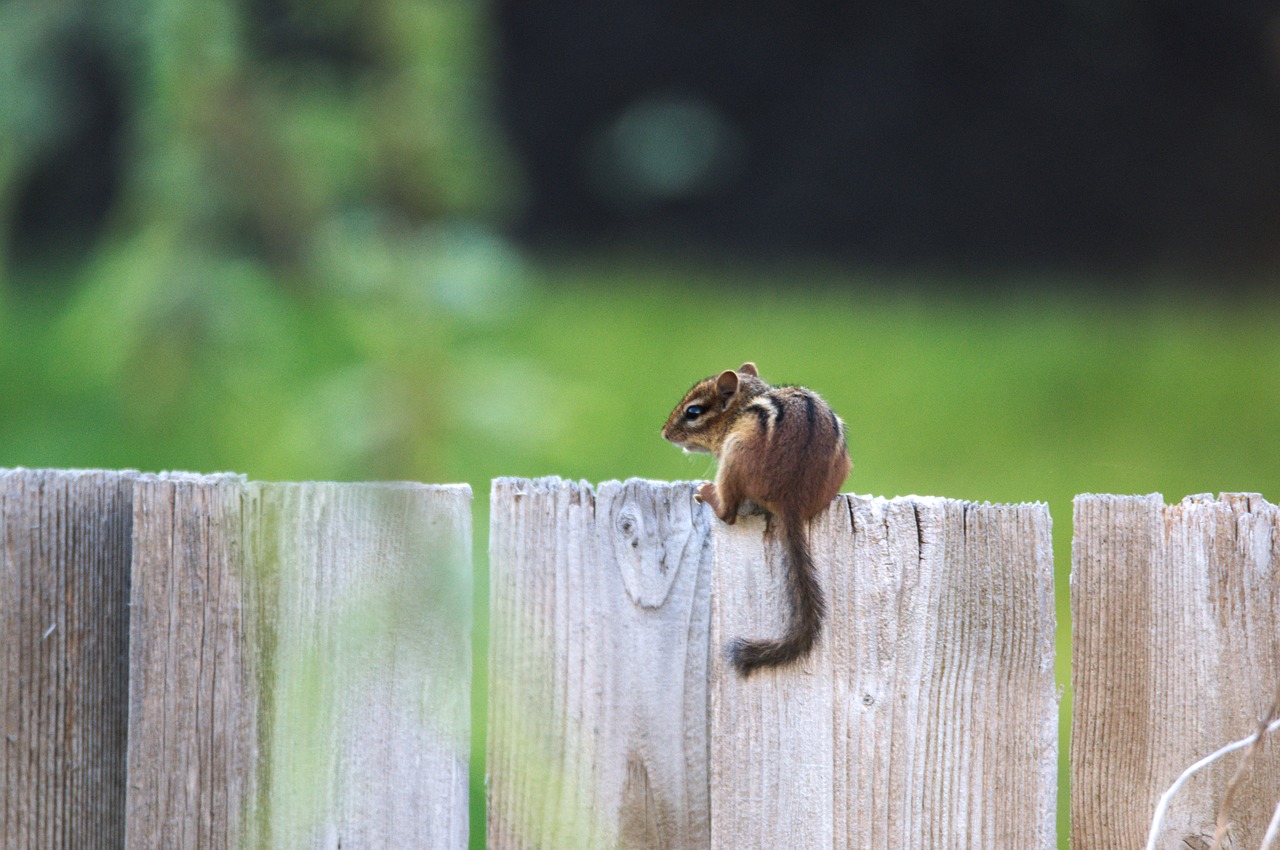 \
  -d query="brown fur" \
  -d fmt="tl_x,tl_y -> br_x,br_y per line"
661,362 -> 851,676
